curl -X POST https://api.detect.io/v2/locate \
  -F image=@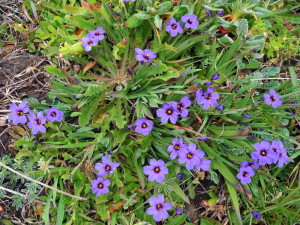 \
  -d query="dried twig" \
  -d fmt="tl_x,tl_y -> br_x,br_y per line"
0,162 -> 88,201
